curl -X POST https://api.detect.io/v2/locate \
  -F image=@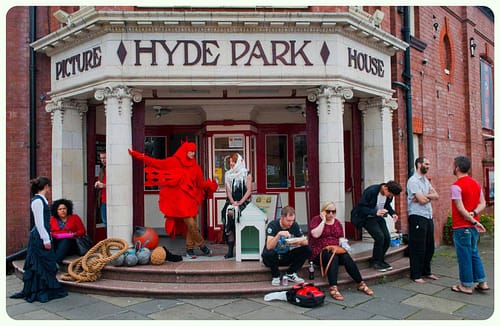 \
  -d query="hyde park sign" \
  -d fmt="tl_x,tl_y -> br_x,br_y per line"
54,39 -> 386,80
